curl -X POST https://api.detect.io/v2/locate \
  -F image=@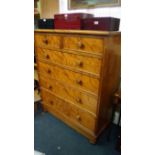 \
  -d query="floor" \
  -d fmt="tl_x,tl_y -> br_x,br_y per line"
34,108 -> 121,155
